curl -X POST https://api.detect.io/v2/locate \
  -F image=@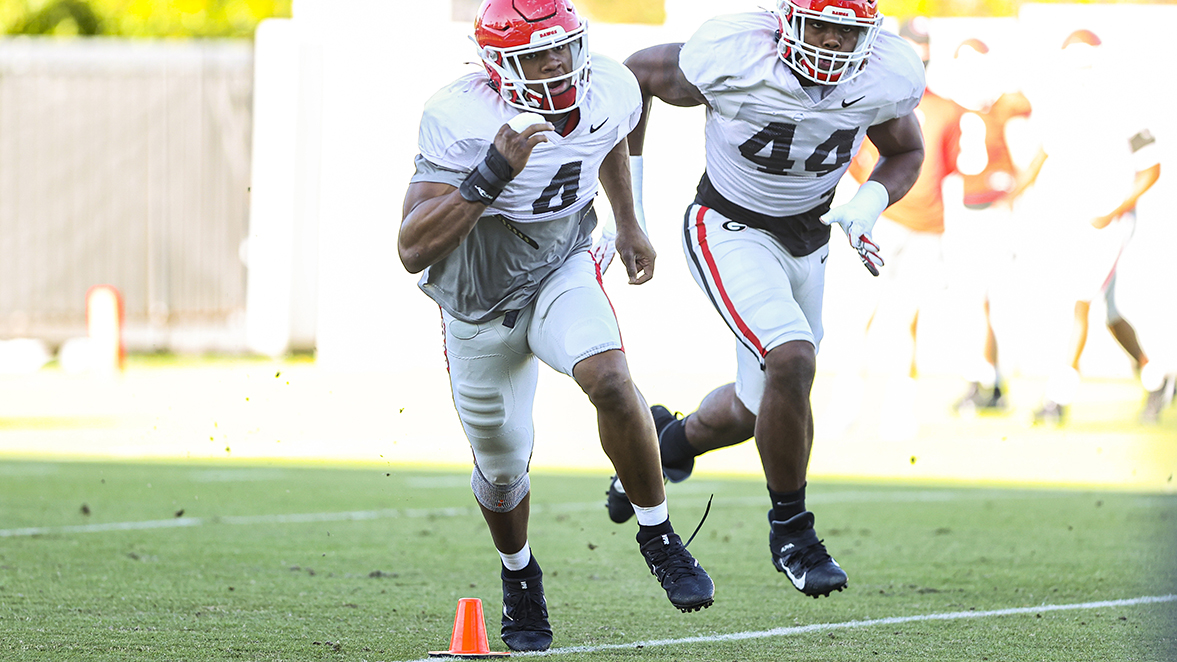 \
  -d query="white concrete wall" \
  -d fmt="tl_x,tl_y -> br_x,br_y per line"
246,19 -> 323,356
